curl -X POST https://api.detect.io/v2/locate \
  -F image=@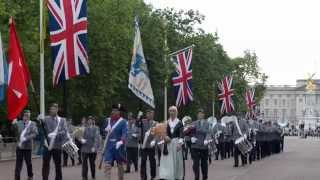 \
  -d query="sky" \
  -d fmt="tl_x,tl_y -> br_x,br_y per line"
144,0 -> 320,85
